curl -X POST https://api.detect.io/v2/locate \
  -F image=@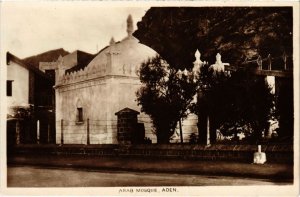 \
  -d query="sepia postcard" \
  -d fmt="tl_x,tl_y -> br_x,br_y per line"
0,1 -> 299,196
